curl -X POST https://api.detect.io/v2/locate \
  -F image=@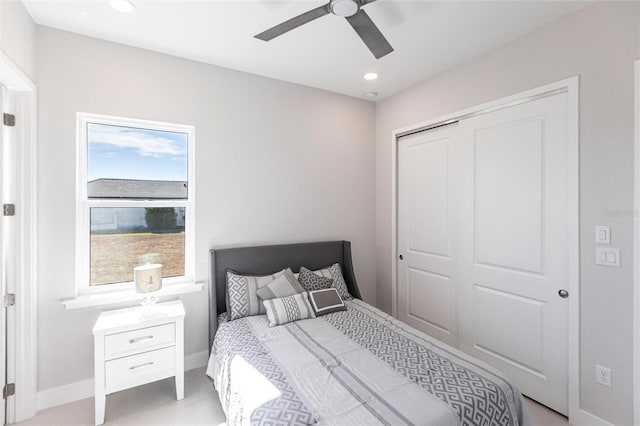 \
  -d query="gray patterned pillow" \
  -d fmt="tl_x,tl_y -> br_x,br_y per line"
263,292 -> 316,327
300,263 -> 352,300
328,263 -> 352,300
298,267 -> 333,291
256,269 -> 305,301
226,268 -> 289,321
